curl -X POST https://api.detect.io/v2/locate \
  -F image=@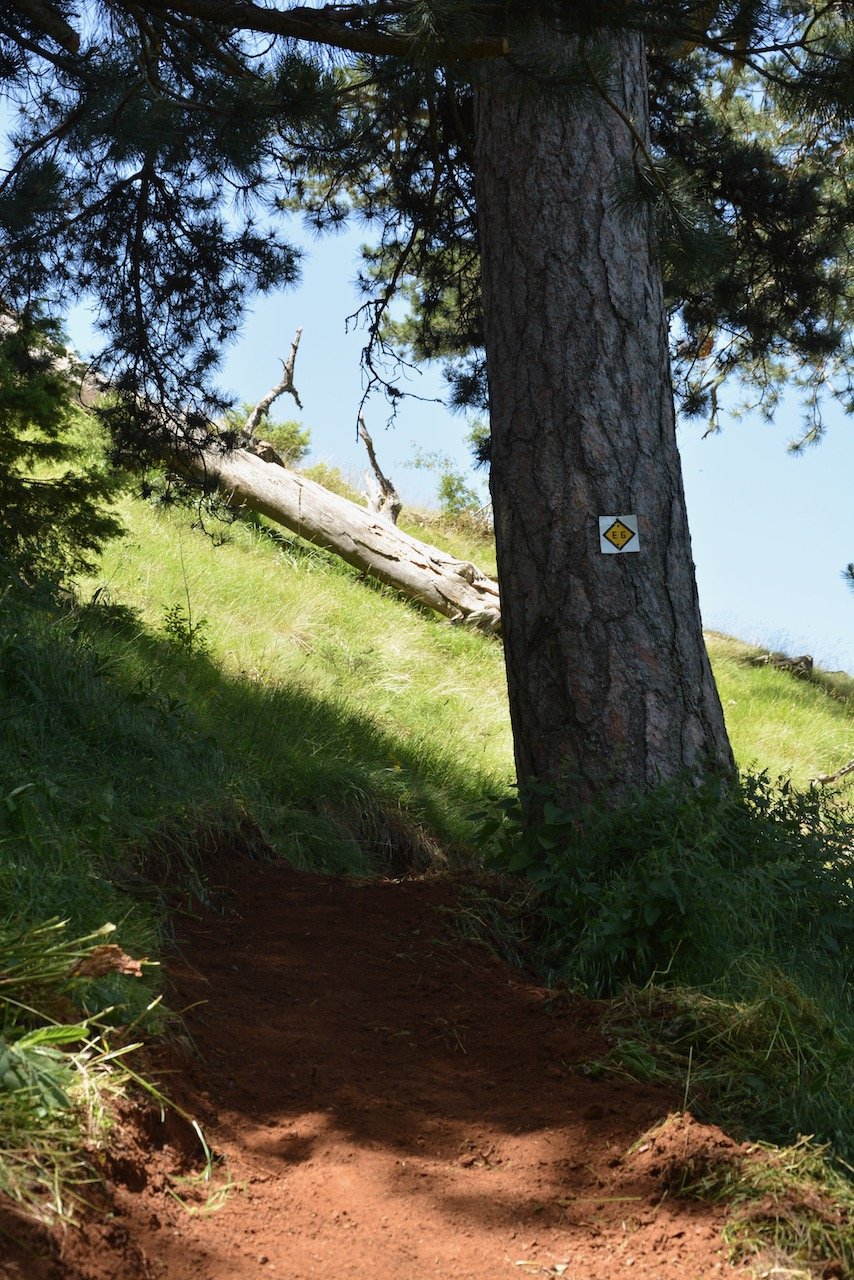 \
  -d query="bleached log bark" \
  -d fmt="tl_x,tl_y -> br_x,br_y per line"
176,443 -> 501,633
358,415 -> 402,525
811,757 -> 854,786
65,330 -> 499,632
